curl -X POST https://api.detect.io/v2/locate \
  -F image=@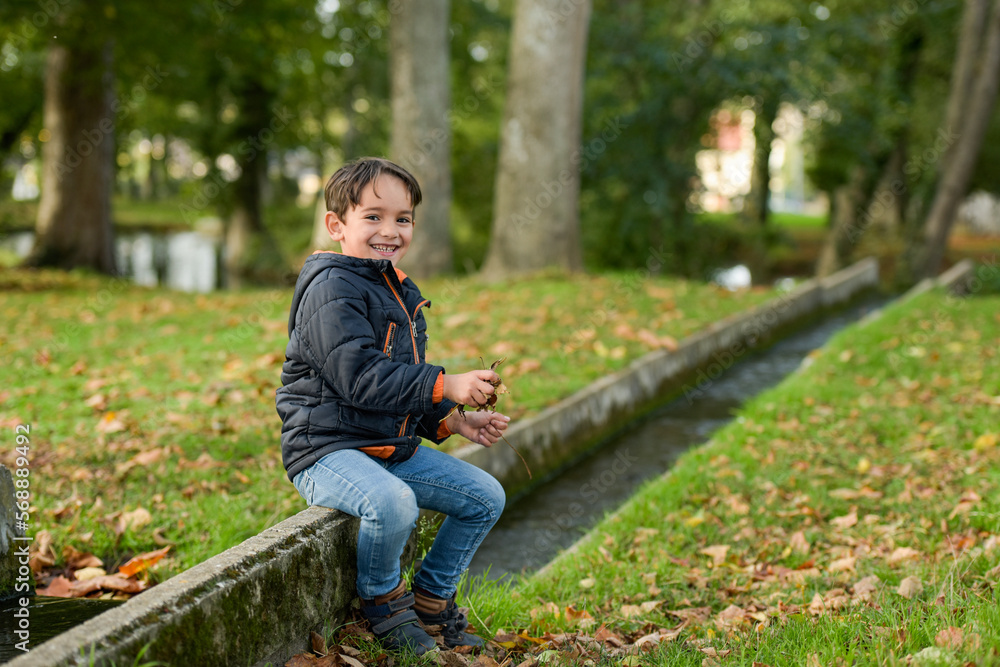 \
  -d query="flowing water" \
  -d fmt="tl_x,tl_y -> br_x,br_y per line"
469,296 -> 886,580
0,595 -> 124,663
